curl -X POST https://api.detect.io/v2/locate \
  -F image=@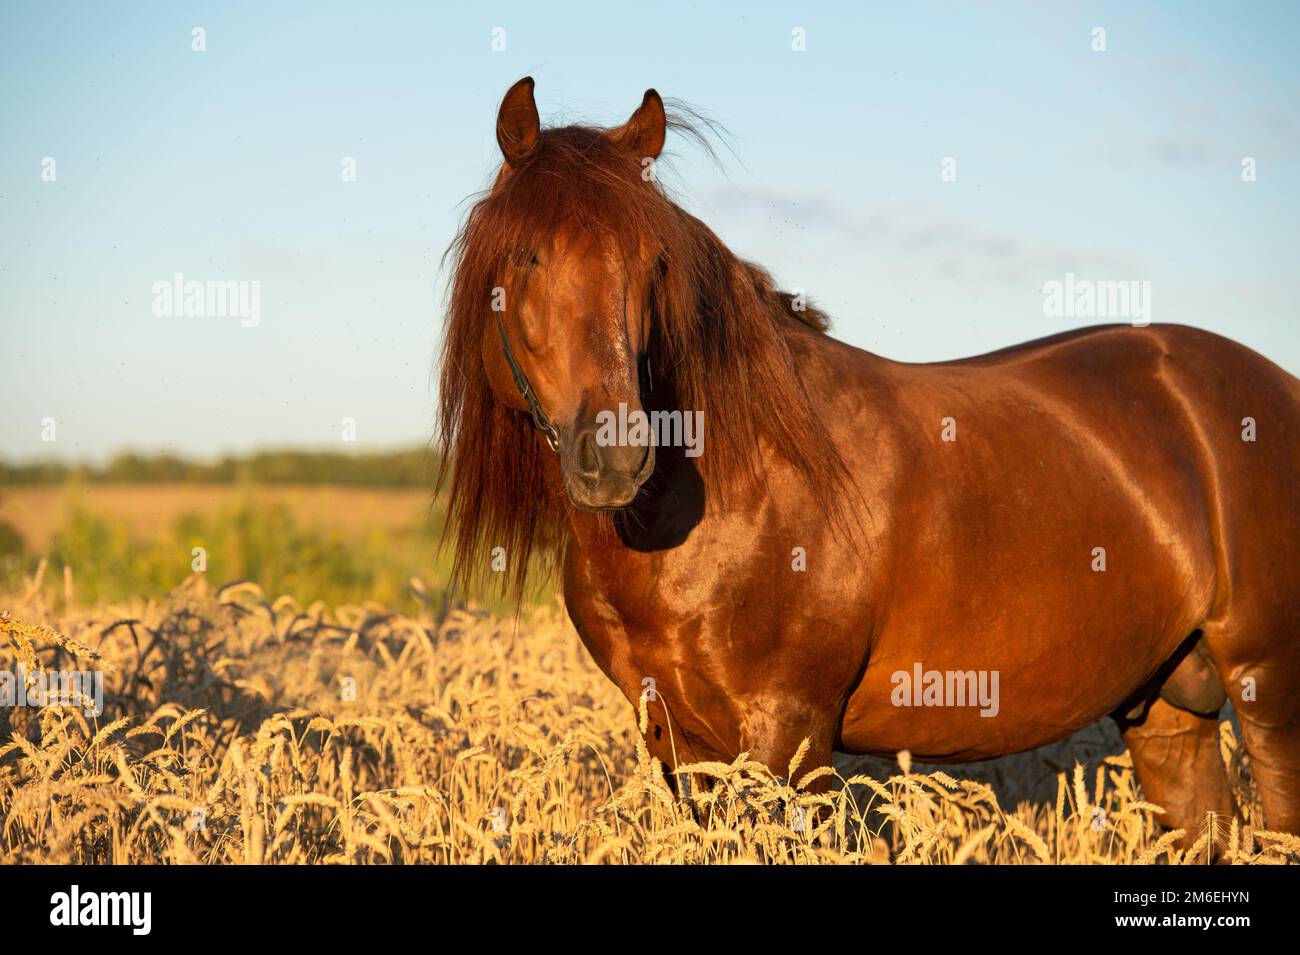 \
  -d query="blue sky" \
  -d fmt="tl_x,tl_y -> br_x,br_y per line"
2,1 -> 1297,462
